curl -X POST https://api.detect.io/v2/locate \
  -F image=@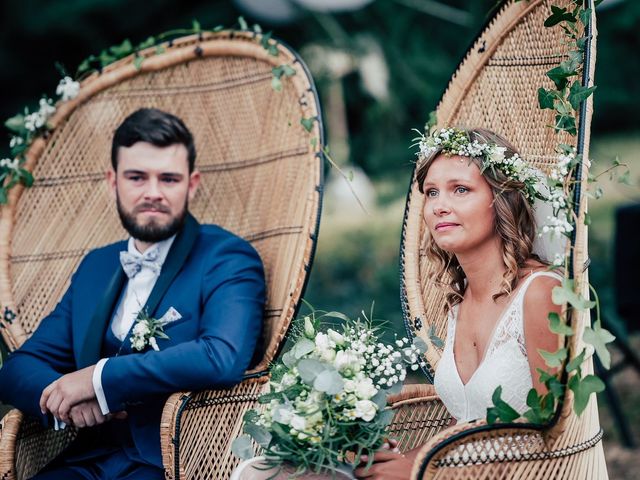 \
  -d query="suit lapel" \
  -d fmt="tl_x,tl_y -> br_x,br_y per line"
77,265 -> 126,368
77,214 -> 200,367
142,213 -> 200,318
